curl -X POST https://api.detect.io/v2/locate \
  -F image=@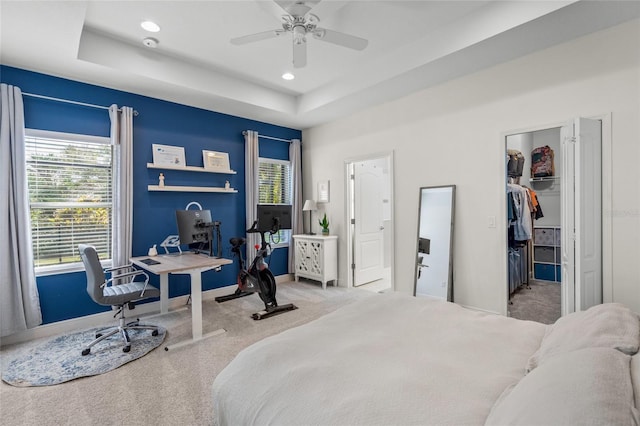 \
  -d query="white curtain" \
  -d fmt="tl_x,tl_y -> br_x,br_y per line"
109,105 -> 134,268
245,130 -> 260,262
288,139 -> 303,273
0,83 -> 42,336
